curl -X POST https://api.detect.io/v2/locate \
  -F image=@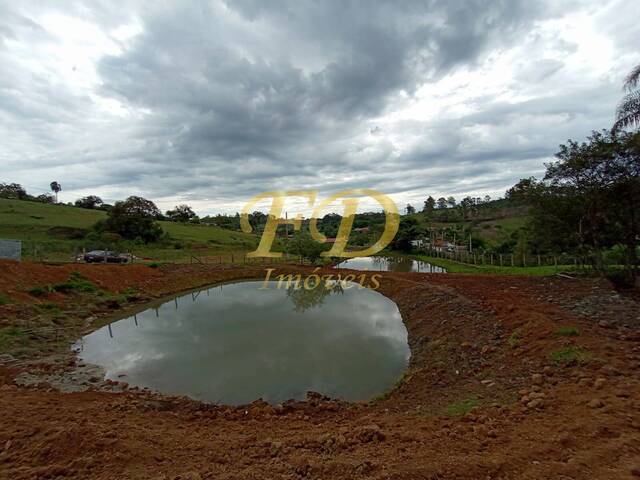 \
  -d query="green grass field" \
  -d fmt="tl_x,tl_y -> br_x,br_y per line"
0,198 -> 259,261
